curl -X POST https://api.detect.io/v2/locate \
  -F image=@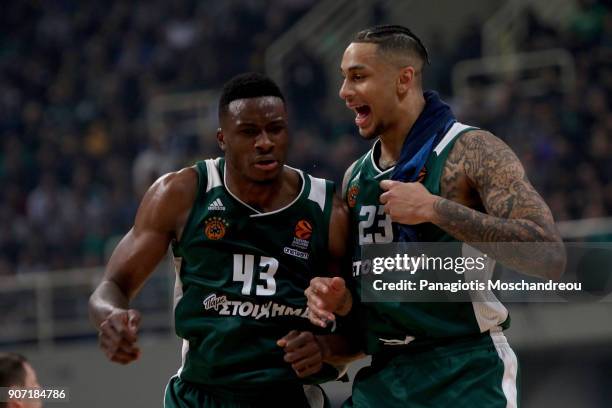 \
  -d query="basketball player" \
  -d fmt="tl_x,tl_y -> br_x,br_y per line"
0,353 -> 42,408
89,73 -> 356,407
305,25 -> 566,407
